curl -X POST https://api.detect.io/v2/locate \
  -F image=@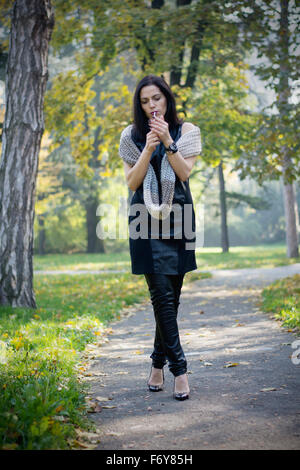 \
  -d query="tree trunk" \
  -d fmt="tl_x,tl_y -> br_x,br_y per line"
38,215 -> 46,255
0,0 -> 54,307
184,19 -> 207,89
85,198 -> 105,253
170,0 -> 193,87
218,161 -> 229,253
278,0 -> 299,258
282,177 -> 299,258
